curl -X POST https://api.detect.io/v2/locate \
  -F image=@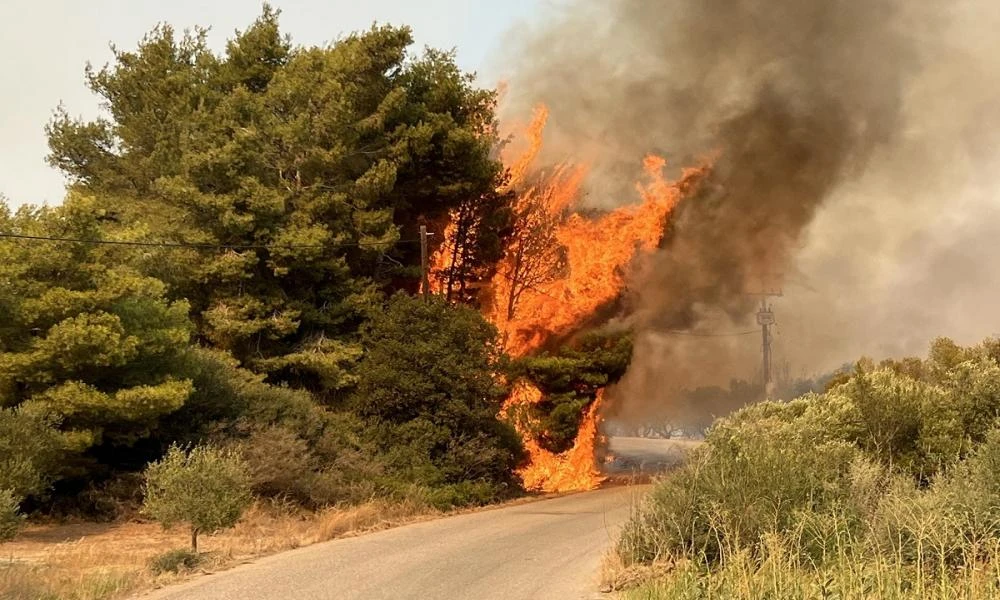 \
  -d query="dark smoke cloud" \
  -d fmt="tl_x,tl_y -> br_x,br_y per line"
500,0 -> 1000,428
